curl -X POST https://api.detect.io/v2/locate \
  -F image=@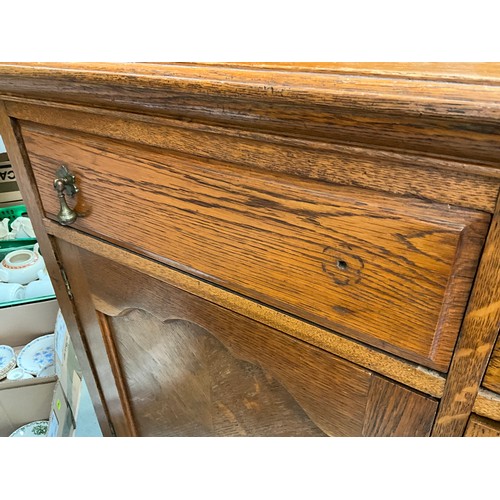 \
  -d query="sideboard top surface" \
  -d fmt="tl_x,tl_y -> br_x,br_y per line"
0,62 -> 499,107
0,62 -> 499,166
